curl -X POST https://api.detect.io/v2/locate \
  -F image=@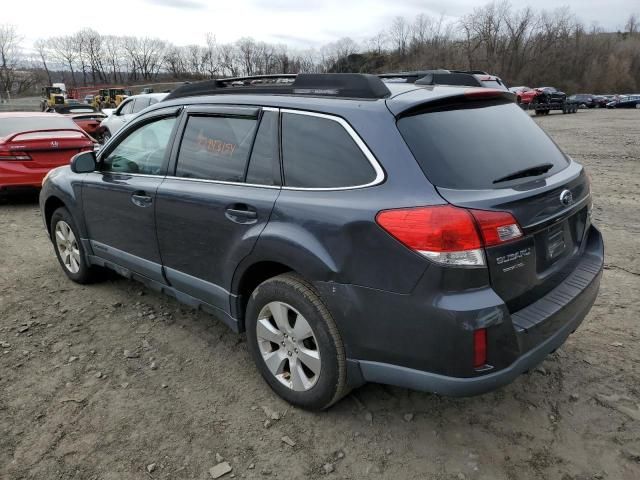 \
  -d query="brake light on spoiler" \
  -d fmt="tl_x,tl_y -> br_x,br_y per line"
376,205 -> 522,266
